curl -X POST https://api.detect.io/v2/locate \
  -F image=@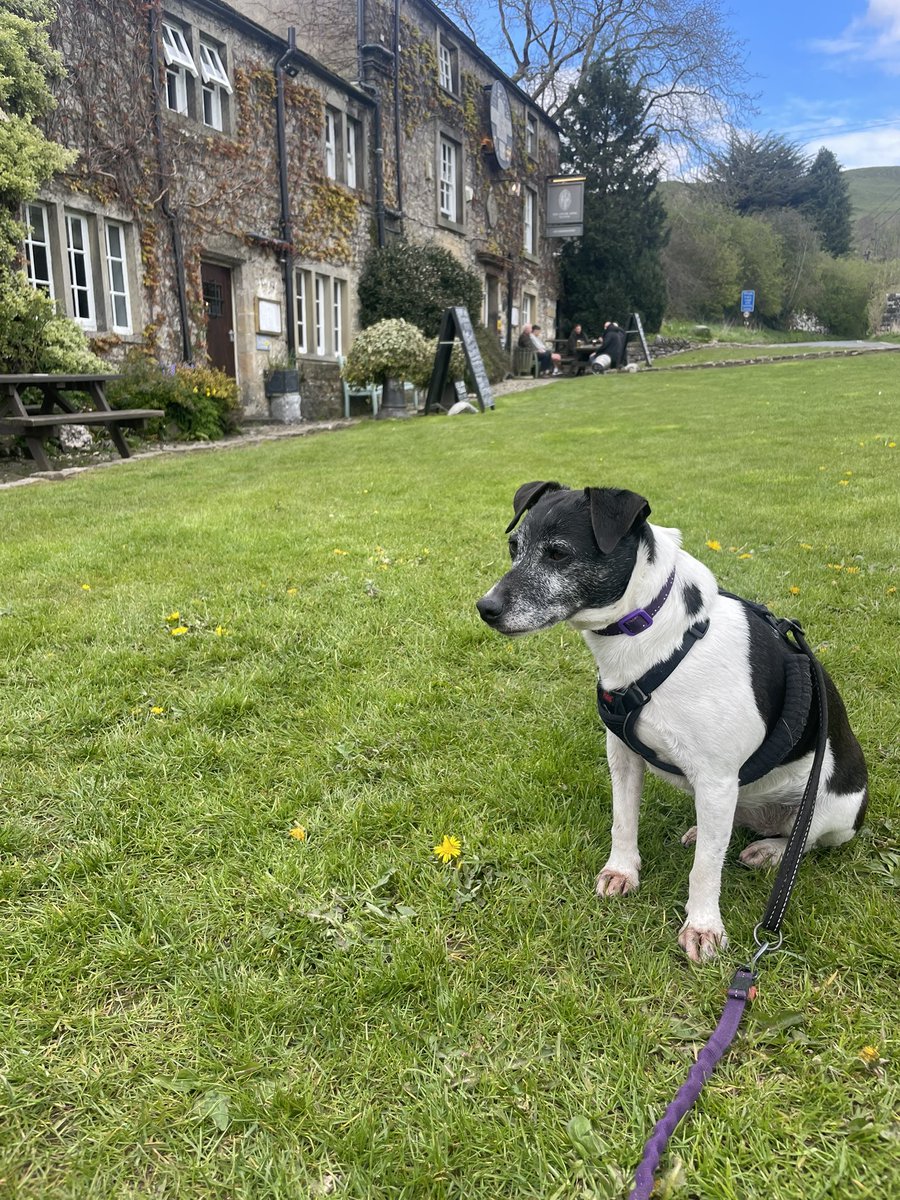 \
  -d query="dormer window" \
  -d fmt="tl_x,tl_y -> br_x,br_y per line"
438,35 -> 459,95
